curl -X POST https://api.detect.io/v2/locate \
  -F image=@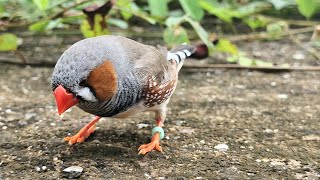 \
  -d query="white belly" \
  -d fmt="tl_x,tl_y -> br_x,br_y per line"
111,102 -> 147,119
111,98 -> 171,119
